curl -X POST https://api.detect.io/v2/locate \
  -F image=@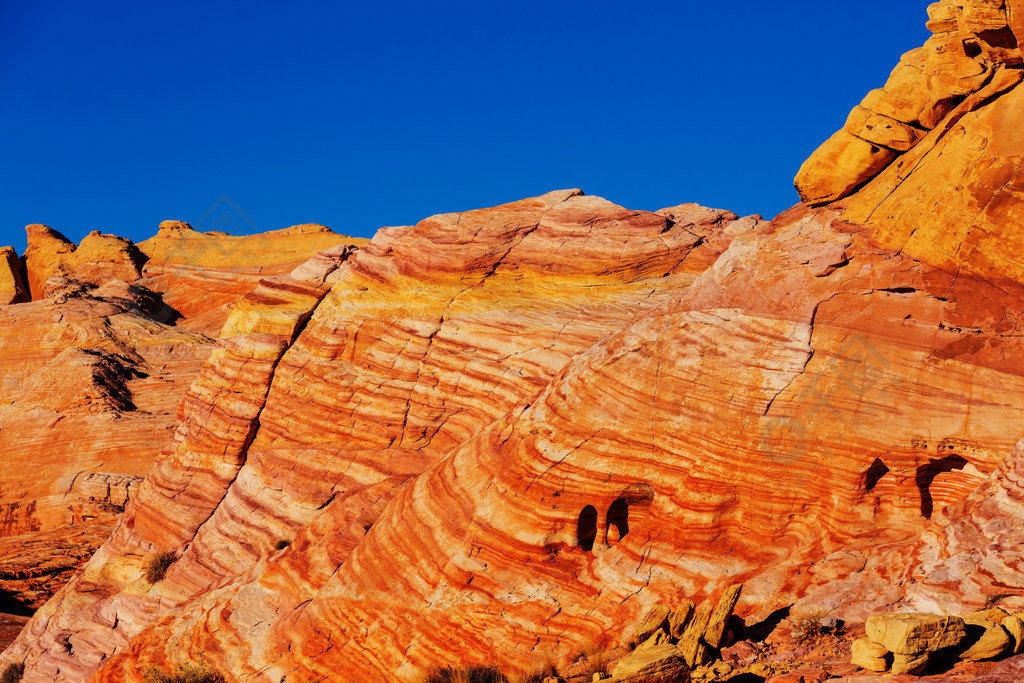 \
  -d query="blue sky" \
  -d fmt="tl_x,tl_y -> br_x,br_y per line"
0,1 -> 930,253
